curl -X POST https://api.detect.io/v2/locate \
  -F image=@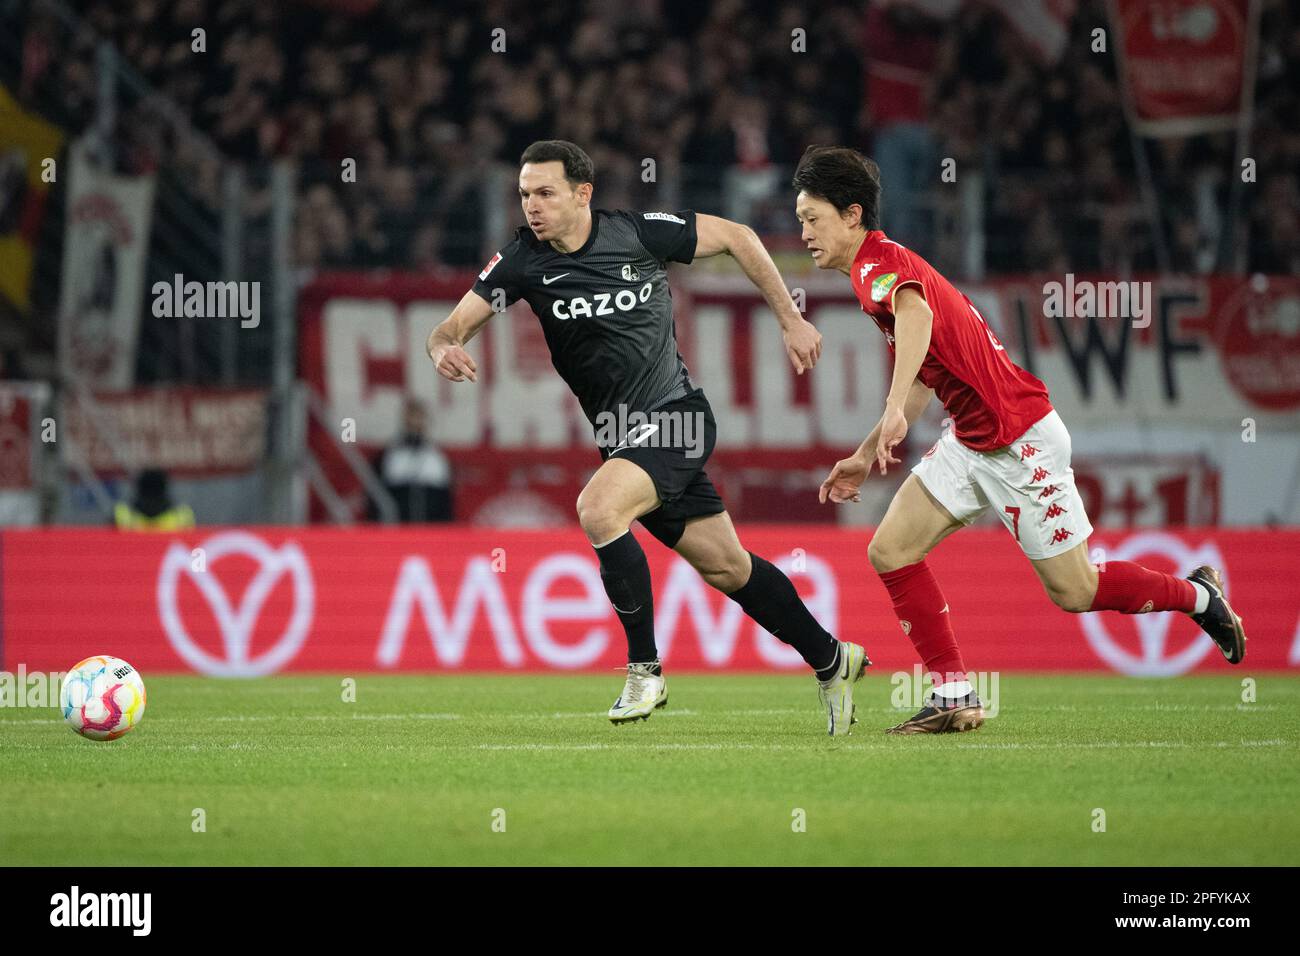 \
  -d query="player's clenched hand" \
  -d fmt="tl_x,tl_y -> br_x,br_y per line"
430,343 -> 477,383
874,405 -> 907,474
819,453 -> 870,504
782,318 -> 822,375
